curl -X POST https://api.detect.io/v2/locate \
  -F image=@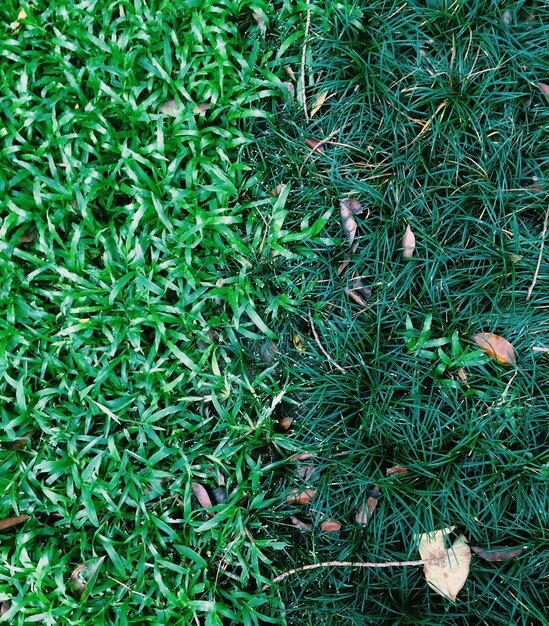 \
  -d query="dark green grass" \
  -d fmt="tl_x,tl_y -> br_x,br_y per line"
1,0 -> 548,625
